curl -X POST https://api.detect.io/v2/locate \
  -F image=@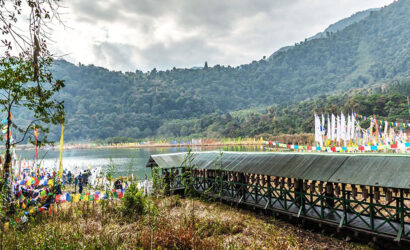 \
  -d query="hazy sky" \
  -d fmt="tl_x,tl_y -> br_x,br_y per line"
52,0 -> 395,72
